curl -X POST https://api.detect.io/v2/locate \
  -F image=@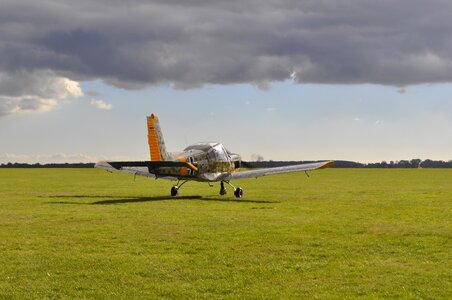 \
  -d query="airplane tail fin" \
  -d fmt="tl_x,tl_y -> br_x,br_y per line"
147,114 -> 170,161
